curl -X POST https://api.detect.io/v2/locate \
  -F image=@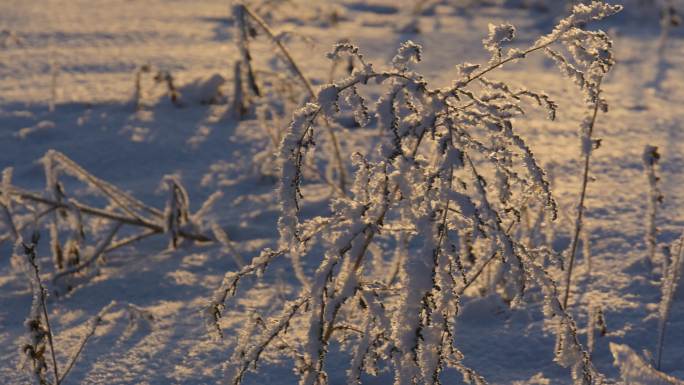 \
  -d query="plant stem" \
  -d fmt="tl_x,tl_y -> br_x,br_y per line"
26,244 -> 60,384
239,3 -> 347,192
52,222 -> 122,284
656,235 -> 684,370
58,301 -> 117,384
562,82 -> 603,310
3,186 -> 211,242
